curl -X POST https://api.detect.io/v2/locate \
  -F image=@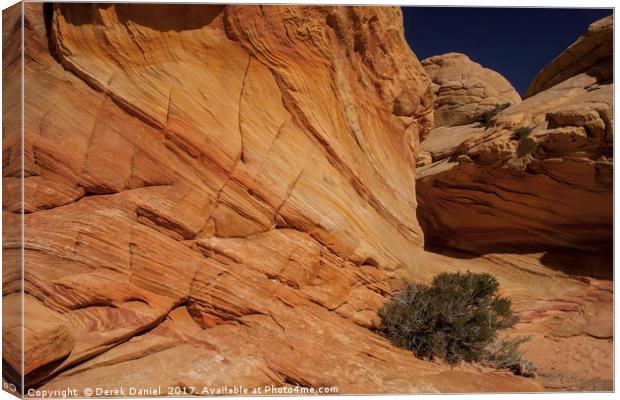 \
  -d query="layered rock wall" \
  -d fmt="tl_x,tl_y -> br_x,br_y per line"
2,3 -> 545,394
2,3 -> 612,394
